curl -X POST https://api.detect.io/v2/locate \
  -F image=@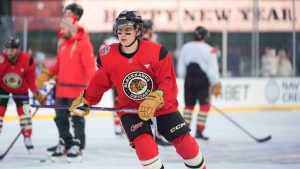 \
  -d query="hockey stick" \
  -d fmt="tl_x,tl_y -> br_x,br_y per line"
0,107 -> 39,160
0,95 -> 34,99
0,89 -> 54,160
212,105 -> 272,143
152,117 -> 171,146
31,105 -> 138,113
